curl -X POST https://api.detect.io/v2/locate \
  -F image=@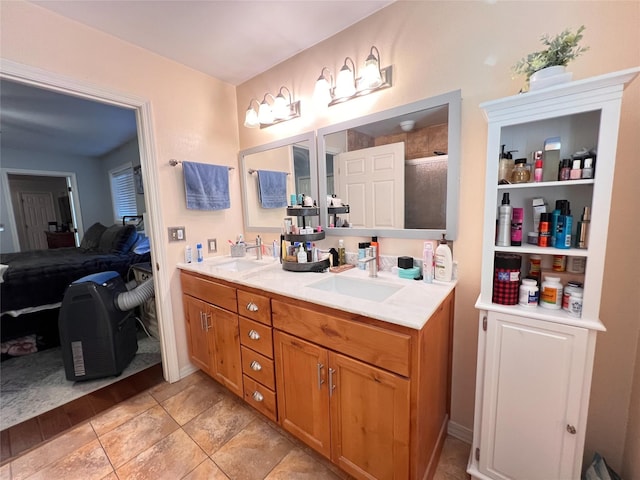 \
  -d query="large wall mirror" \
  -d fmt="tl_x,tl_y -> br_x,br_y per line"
240,131 -> 317,233
317,89 -> 461,240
